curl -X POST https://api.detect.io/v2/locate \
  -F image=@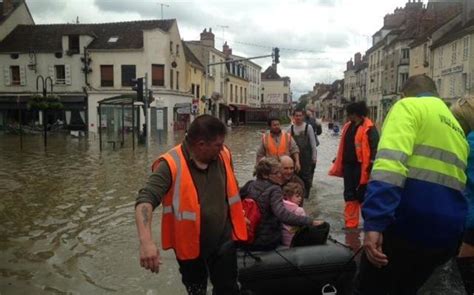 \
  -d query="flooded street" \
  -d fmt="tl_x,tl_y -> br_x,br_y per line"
0,125 -> 465,294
